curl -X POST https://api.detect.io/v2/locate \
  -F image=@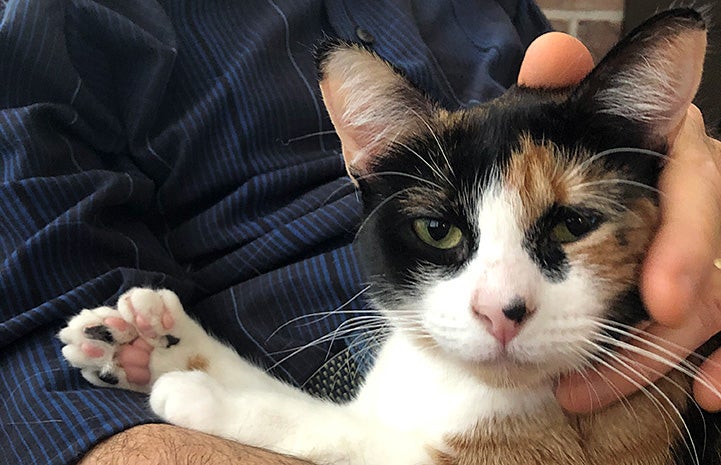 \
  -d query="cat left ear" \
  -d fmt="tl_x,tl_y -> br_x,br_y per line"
571,9 -> 707,143
318,43 -> 435,179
